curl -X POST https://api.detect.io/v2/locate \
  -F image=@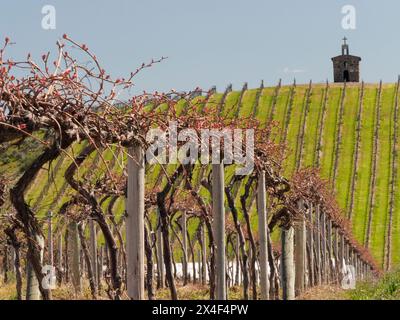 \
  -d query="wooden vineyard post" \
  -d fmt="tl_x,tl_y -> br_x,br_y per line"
333,227 -> 339,284
2,251 -> 6,279
257,170 -> 269,300
349,249 -> 356,278
307,203 -> 314,287
365,262 -> 368,280
315,205 -> 321,285
369,265 -> 372,279
47,211 -> 54,268
192,239 -> 197,284
64,228 -> 69,284
212,163 -> 226,300
126,145 -> 145,300
350,248 -> 354,270
47,211 -> 54,298
339,232 -> 345,283
80,247 -> 85,278
89,219 -> 98,293
67,221 -> 81,295
198,249 -> 202,284
58,234 -> 63,284
26,235 -> 44,300
98,245 -> 103,286
364,262 -> 367,280
2,246 -> 8,284
182,211 -> 188,285
349,247 -> 353,269
201,223 -> 207,285
235,235 -> 240,286
157,212 -> 165,288
364,262 -> 368,280
226,247 -> 231,289
361,258 -> 364,280
281,226 -> 295,300
321,210 -> 327,284
248,245 -> 253,294
354,254 -> 357,281
346,242 -> 352,284
360,260 -> 363,280
9,246 -> 15,275
295,199 -> 306,296
327,219 -> 332,283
